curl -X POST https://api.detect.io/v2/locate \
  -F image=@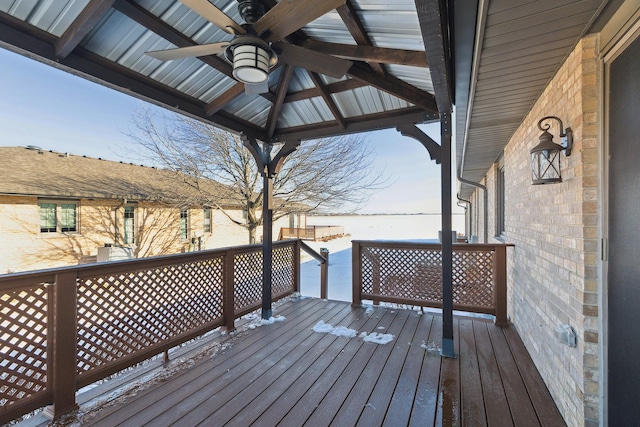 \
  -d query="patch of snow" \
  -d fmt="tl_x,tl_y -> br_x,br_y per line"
376,326 -> 385,330
248,315 -> 286,329
365,306 -> 375,315
314,321 -> 394,344
361,332 -> 395,345
312,321 -> 357,337
313,320 -> 335,333
331,325 -> 358,338
420,340 -> 440,353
